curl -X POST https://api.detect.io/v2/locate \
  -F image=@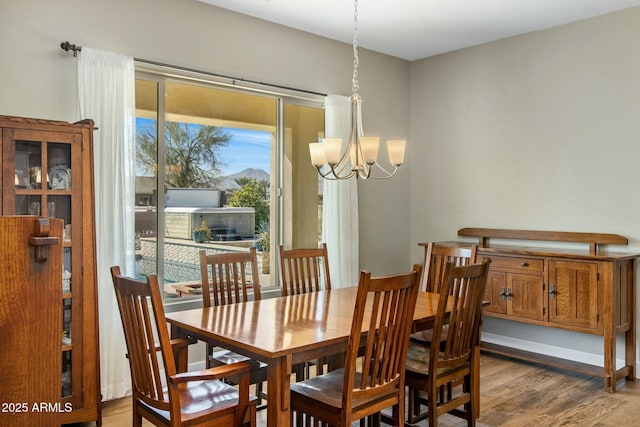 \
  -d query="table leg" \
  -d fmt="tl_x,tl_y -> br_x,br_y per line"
266,355 -> 292,427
